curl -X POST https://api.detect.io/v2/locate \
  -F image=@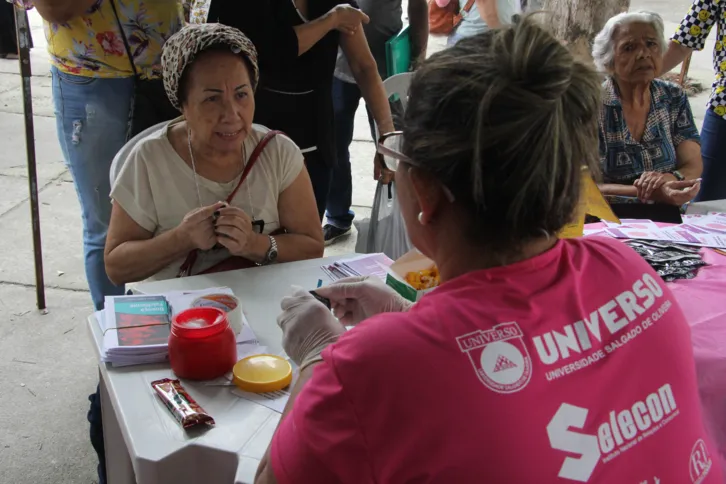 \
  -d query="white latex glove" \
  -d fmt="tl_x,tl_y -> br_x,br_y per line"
277,286 -> 345,370
314,276 -> 413,325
